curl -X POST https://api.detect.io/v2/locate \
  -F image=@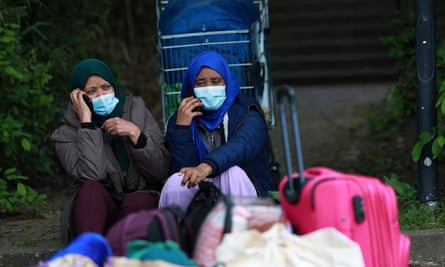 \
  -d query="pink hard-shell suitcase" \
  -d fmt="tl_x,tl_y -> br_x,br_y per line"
276,85 -> 410,267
